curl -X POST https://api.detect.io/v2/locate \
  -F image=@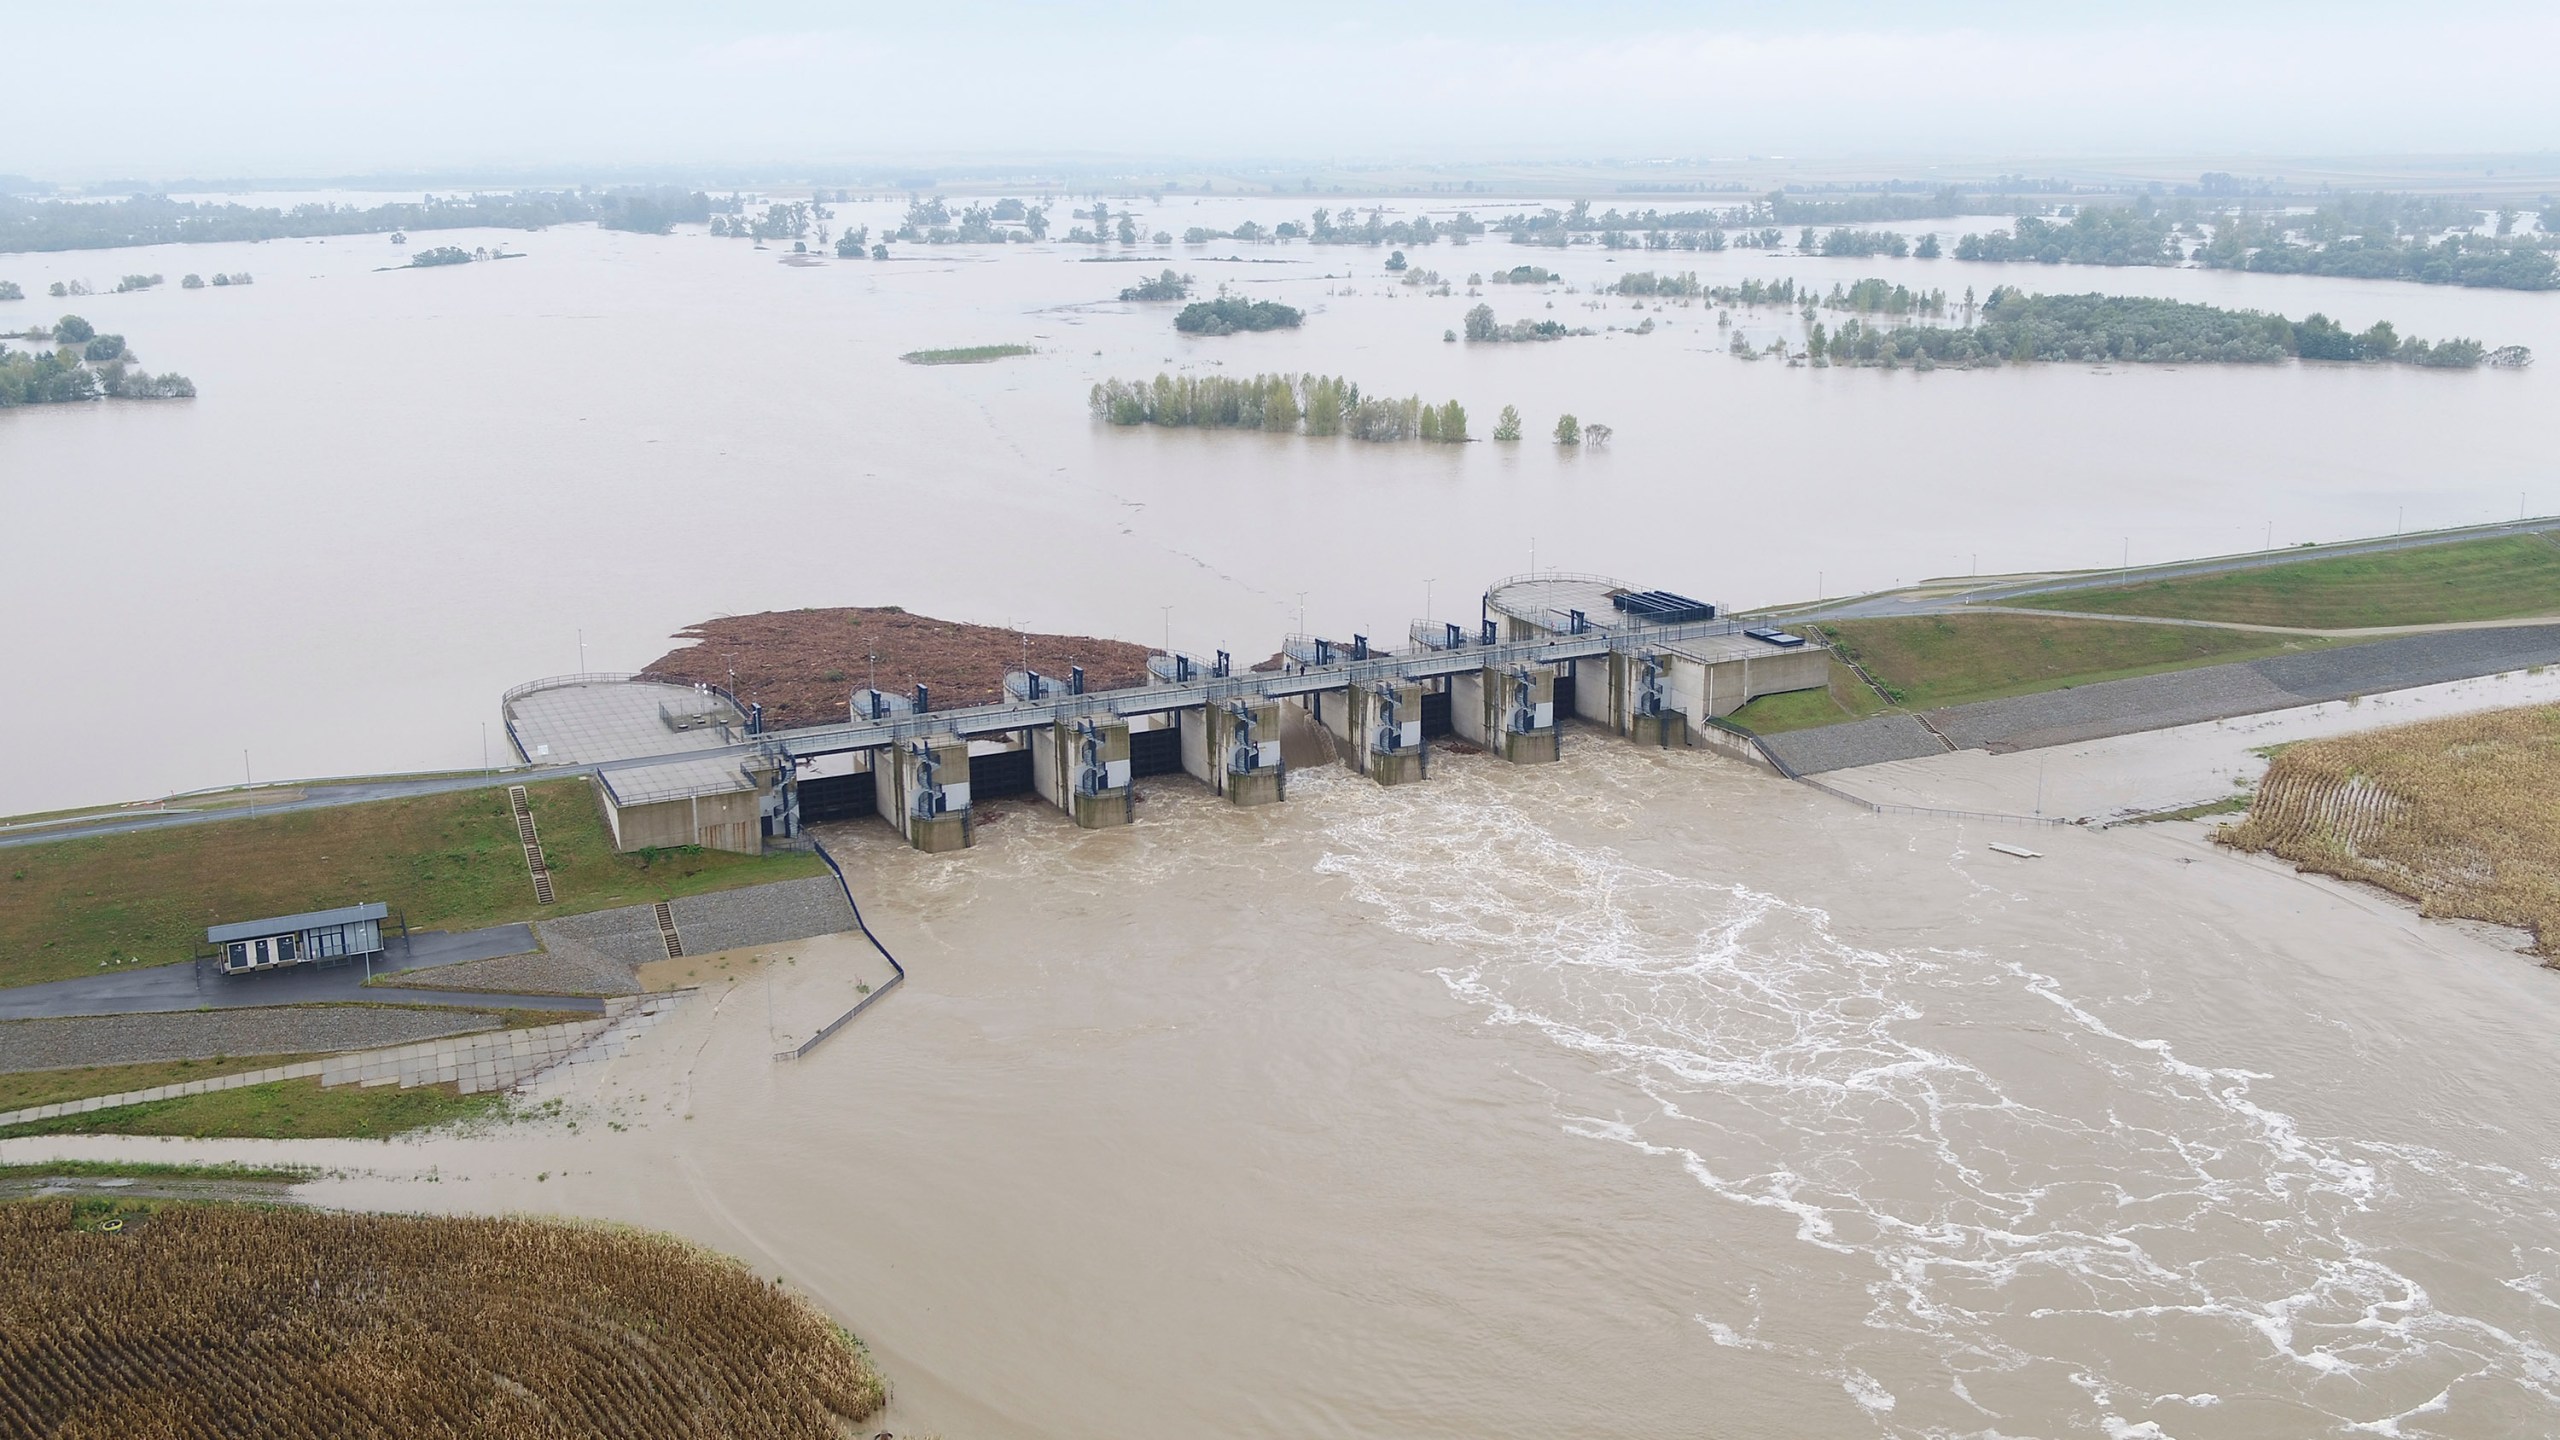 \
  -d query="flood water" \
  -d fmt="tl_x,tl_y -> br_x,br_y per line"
59,741 -> 2546,1439
3,194 -> 2556,813
13,204 -> 2560,1433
